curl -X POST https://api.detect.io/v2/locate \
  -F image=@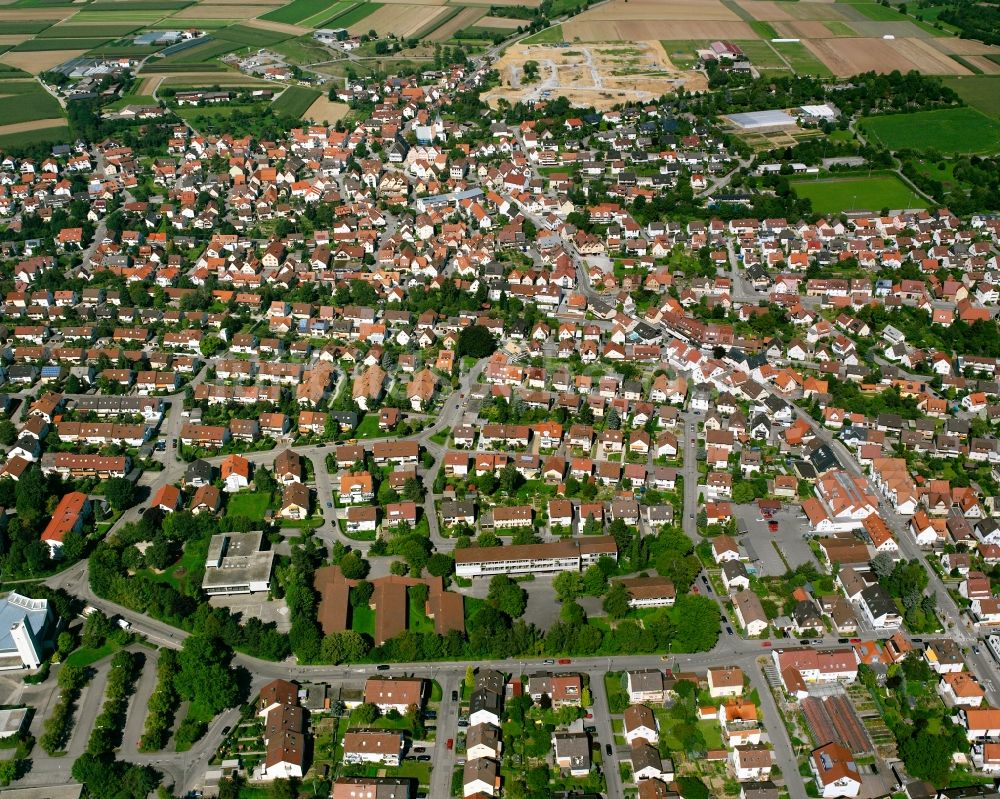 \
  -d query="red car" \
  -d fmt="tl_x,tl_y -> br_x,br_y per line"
447,738 -> 454,750
768,521 -> 779,533
761,641 -> 772,647
558,658 -> 572,665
